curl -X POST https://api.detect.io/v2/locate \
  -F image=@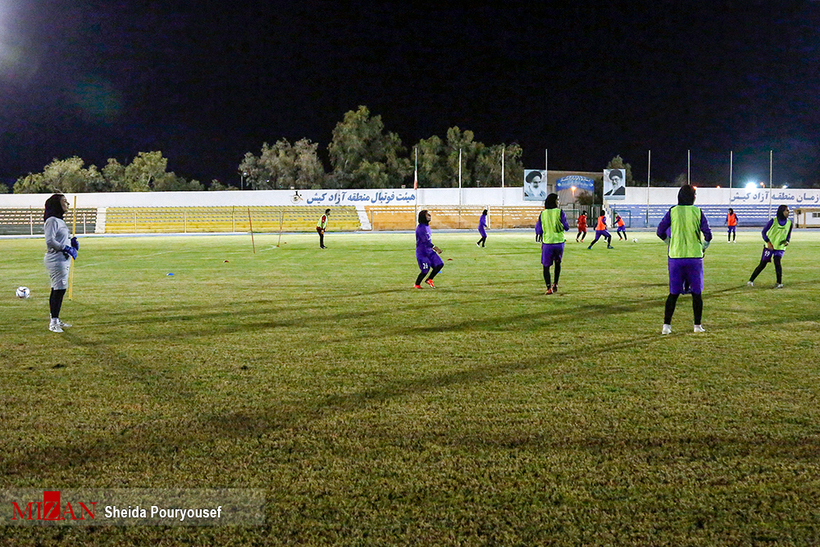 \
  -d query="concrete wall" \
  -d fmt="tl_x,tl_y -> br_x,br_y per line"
4,186 -> 818,228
